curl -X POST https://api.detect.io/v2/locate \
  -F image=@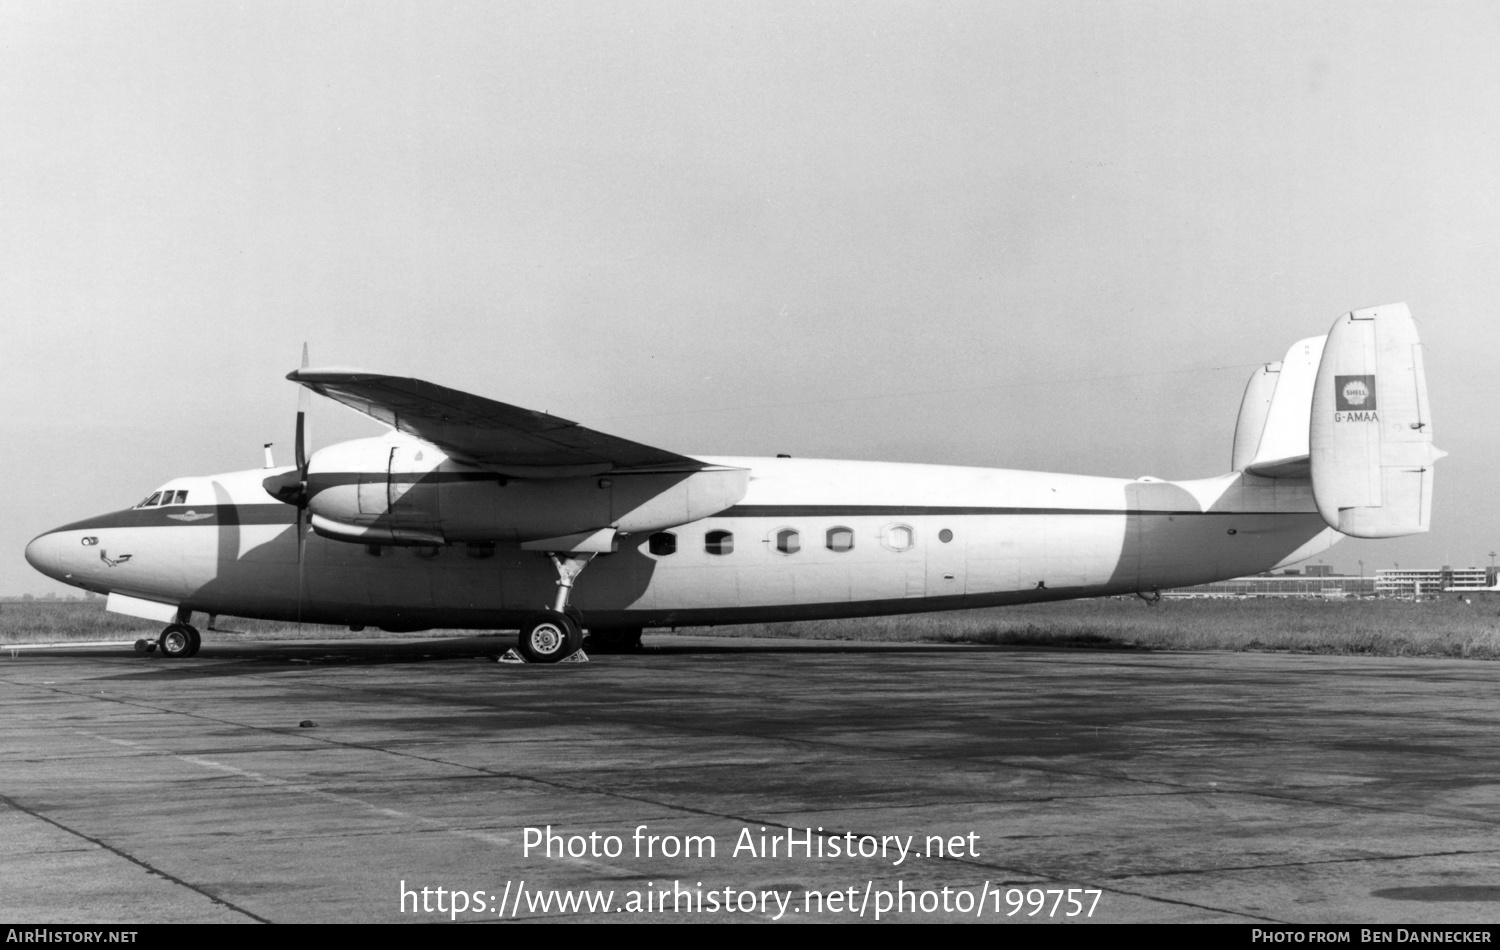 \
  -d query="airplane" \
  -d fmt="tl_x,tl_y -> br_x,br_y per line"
25,303 -> 1442,663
